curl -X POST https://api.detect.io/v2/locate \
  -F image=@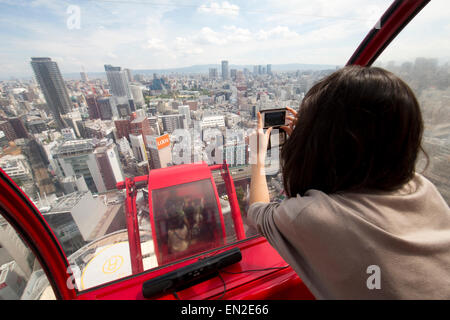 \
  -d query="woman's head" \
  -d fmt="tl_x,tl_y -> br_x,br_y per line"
281,65 -> 425,197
